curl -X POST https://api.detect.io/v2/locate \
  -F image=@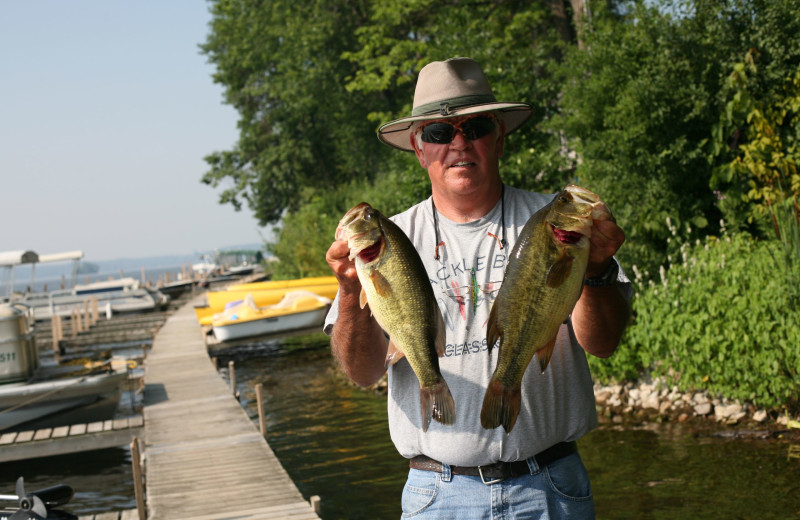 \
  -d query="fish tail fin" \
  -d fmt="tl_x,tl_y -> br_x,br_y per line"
536,336 -> 557,373
480,378 -> 521,433
420,379 -> 456,432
